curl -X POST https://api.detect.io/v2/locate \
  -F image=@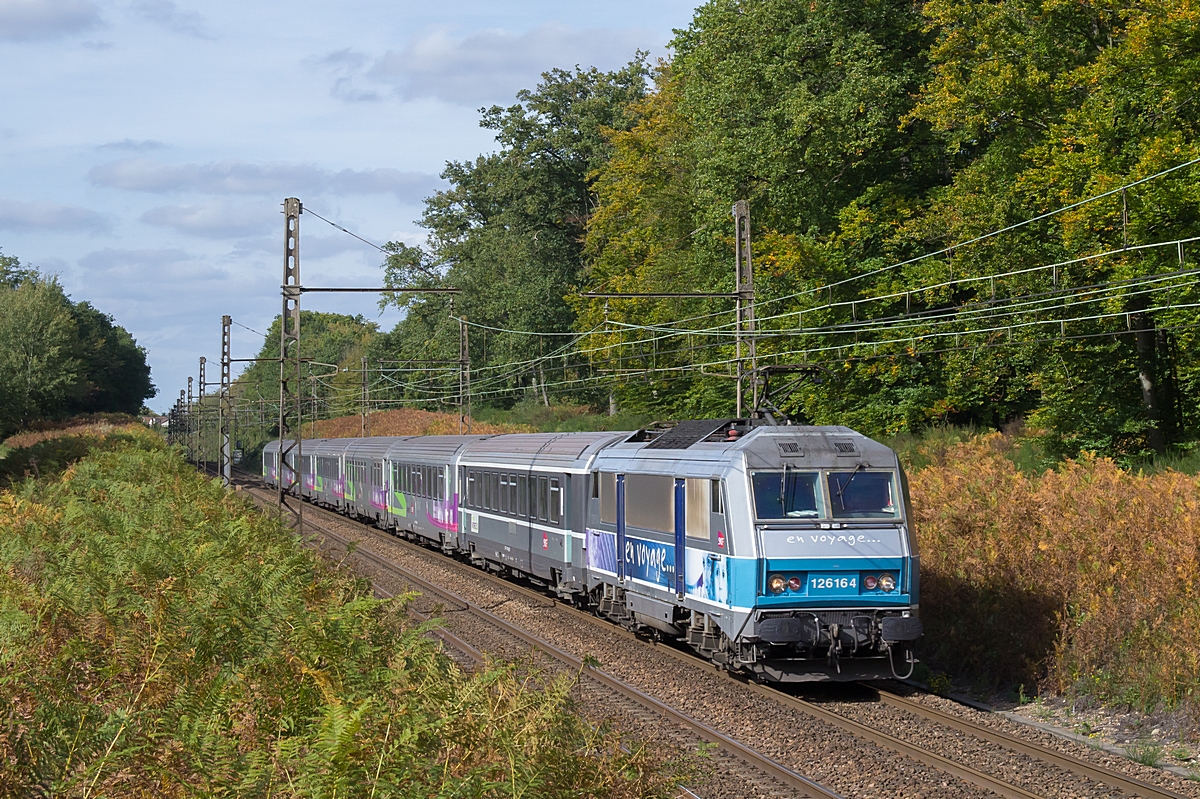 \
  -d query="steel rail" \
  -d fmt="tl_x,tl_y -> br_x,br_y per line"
240,476 -> 1189,799
251,488 -> 841,799
866,685 -> 1191,799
